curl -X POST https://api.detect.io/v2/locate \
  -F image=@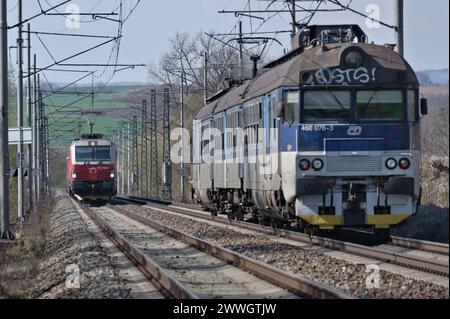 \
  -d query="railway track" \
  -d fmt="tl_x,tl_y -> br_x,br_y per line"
390,236 -> 449,256
332,228 -> 449,256
117,196 -> 449,277
73,198 -> 351,299
72,198 -> 197,299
